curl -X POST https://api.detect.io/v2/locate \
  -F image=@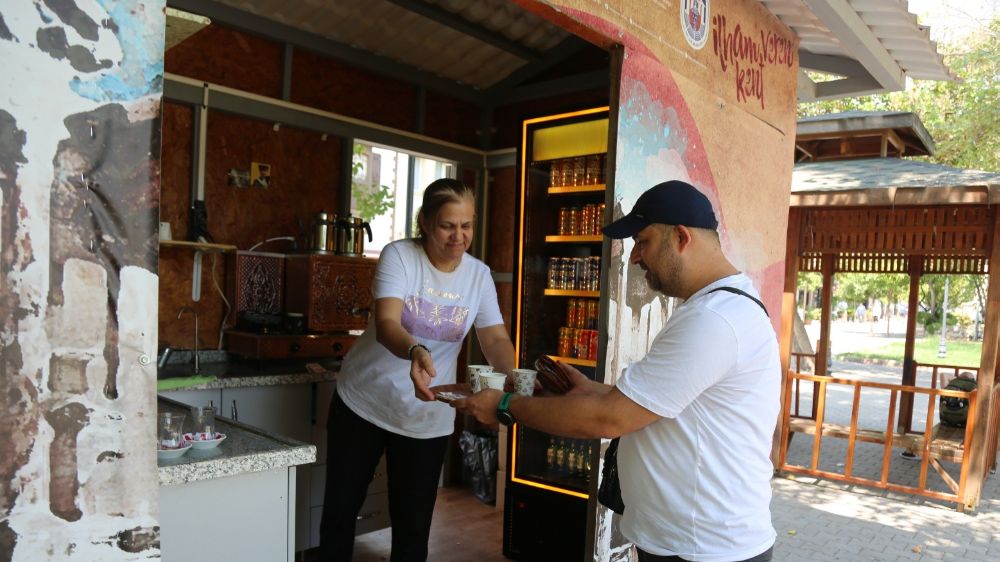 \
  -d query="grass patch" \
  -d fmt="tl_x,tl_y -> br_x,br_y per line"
836,337 -> 982,368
